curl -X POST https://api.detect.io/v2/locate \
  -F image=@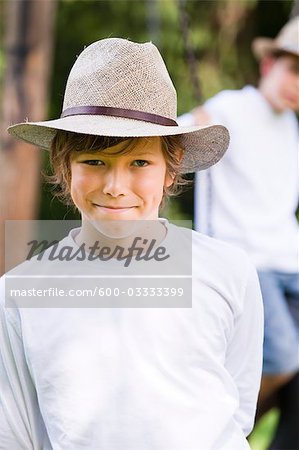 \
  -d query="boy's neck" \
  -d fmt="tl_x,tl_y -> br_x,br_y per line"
75,219 -> 168,257
257,83 -> 285,113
